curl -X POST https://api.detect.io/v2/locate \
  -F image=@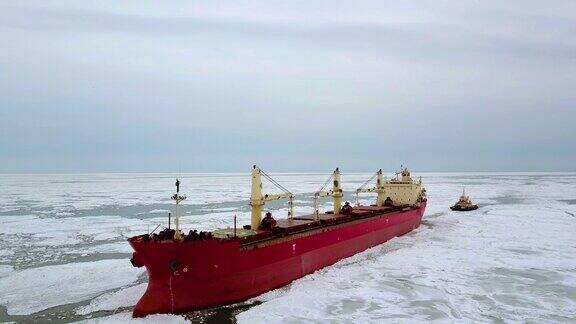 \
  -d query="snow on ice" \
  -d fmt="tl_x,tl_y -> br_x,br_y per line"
0,259 -> 144,315
0,172 -> 575,322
